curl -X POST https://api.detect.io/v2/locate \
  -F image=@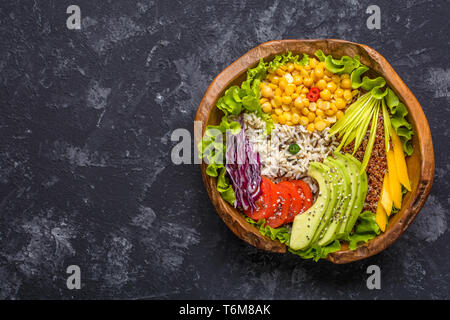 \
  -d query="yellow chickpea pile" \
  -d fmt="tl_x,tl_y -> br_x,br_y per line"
259,58 -> 359,132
